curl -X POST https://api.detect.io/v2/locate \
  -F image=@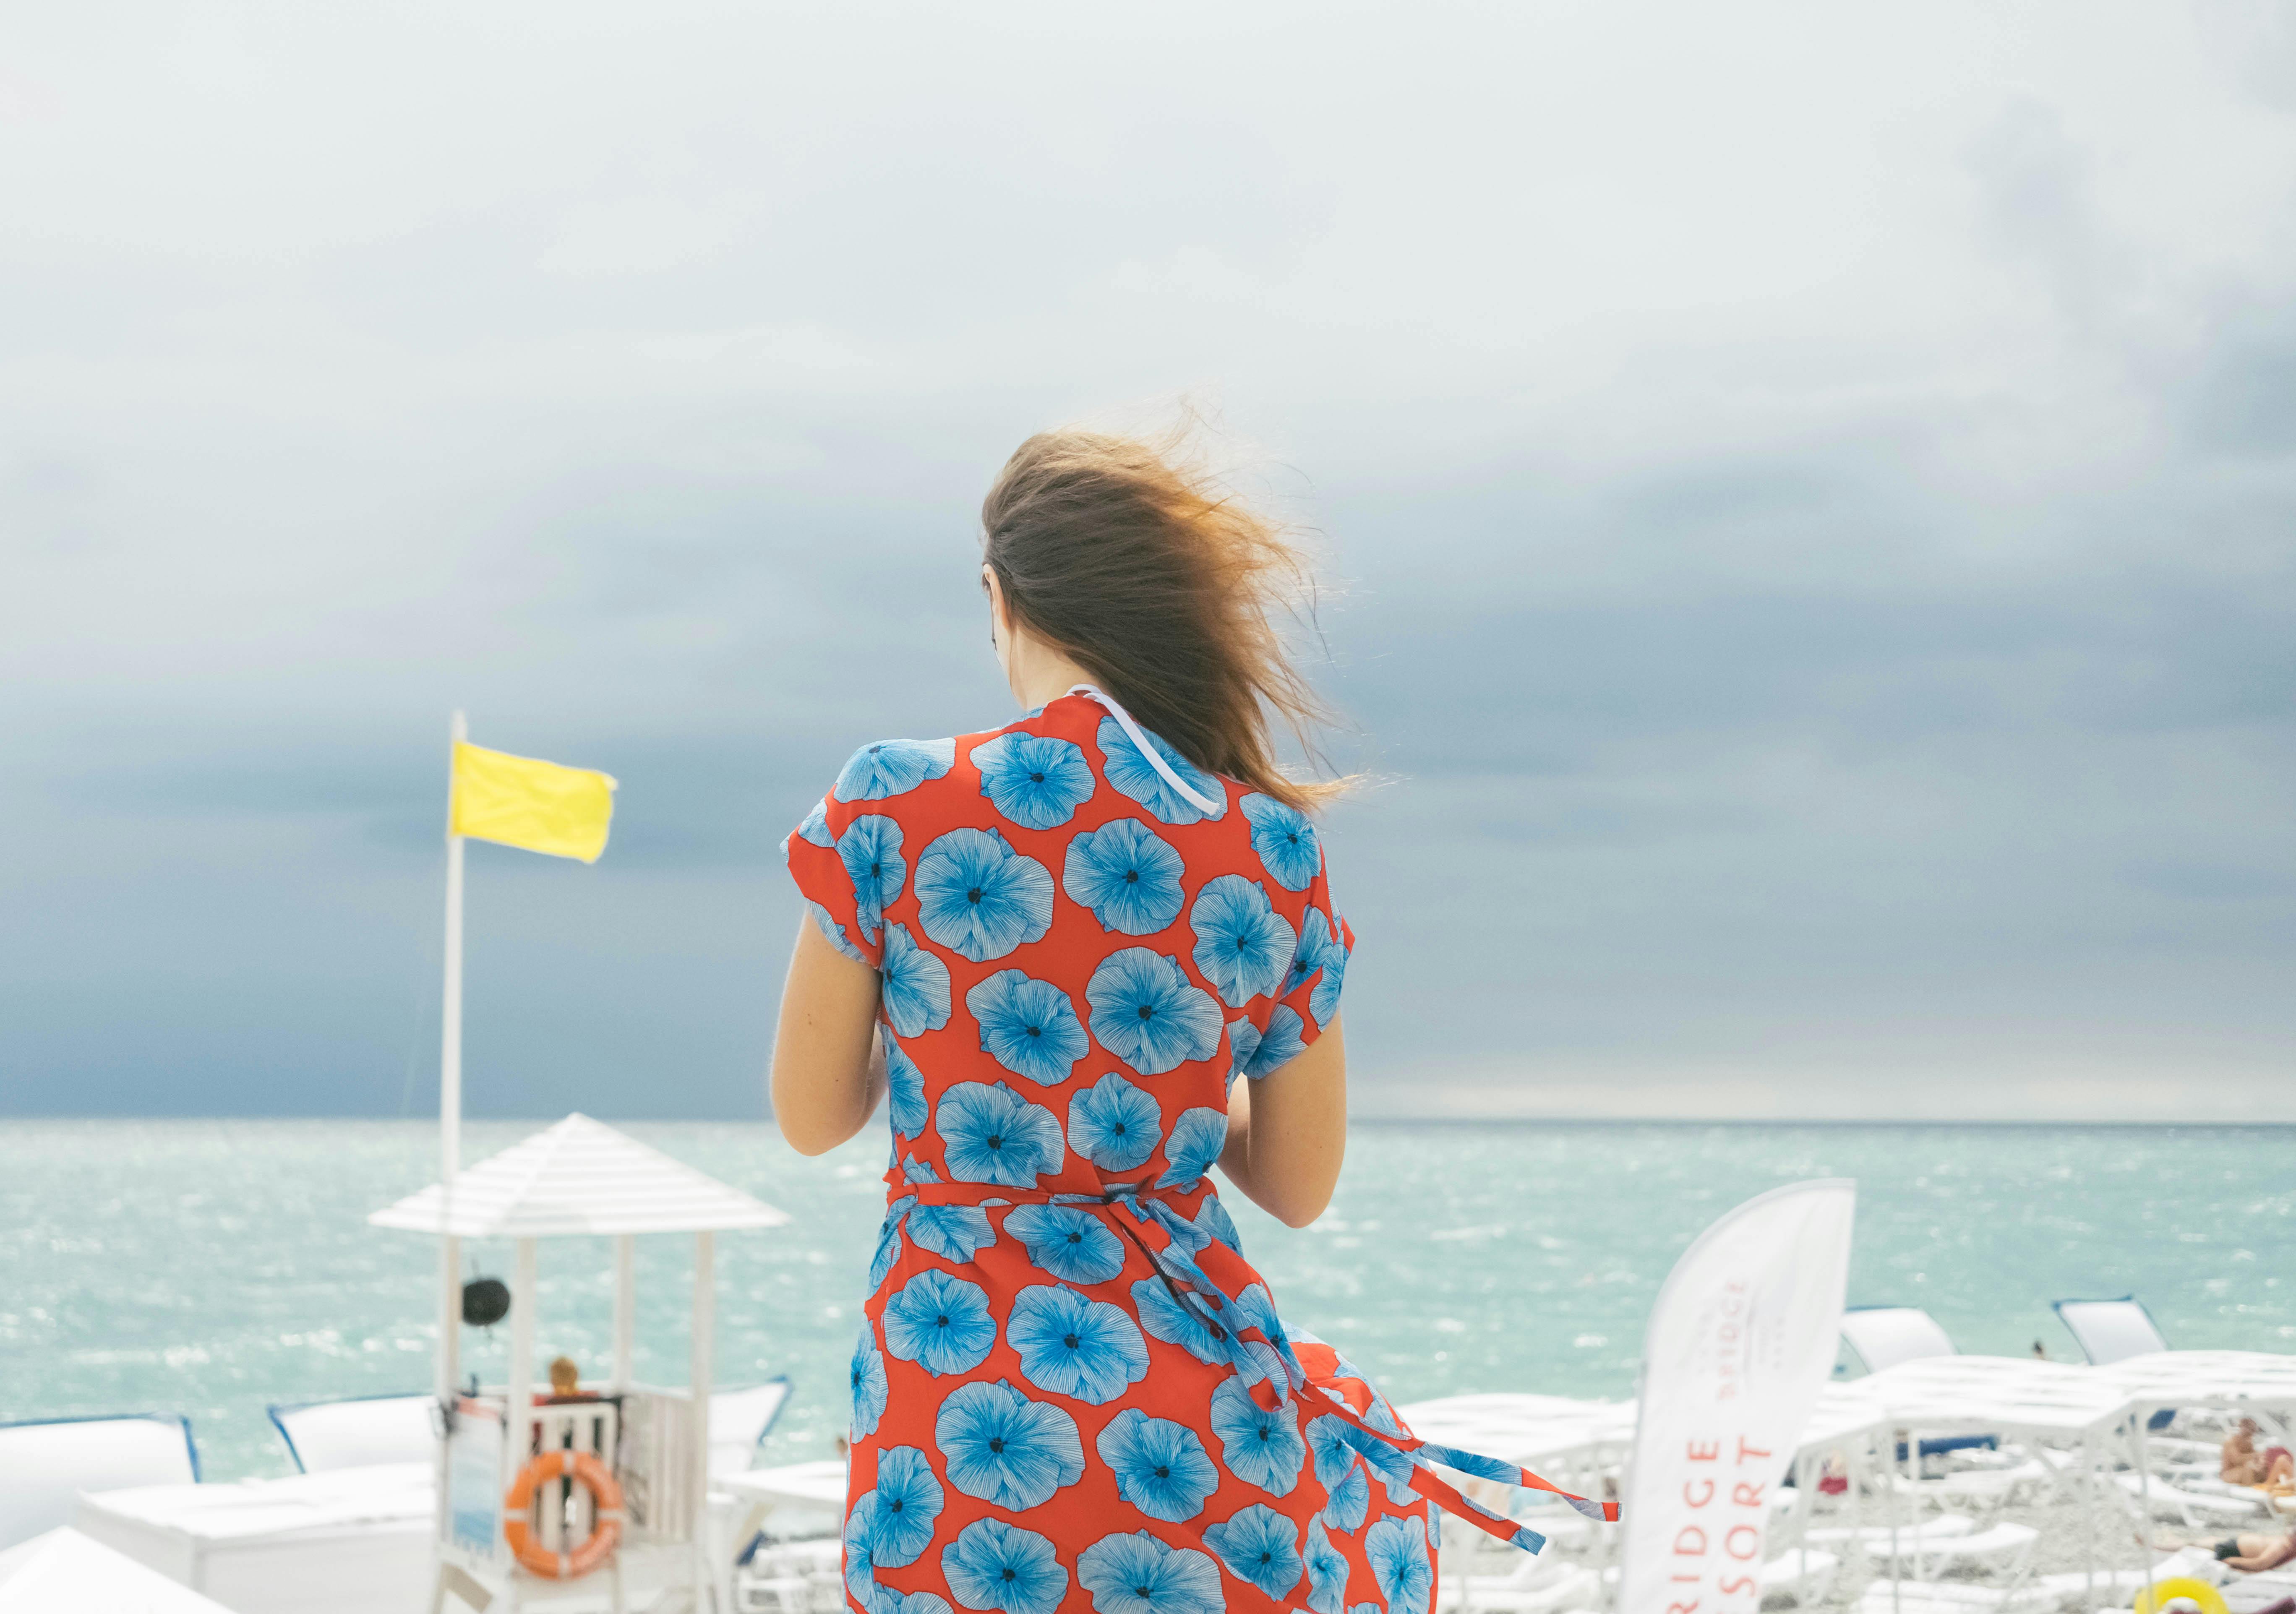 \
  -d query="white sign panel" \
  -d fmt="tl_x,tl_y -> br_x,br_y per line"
446,1396 -> 507,1562
1616,1179 -> 1855,1614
